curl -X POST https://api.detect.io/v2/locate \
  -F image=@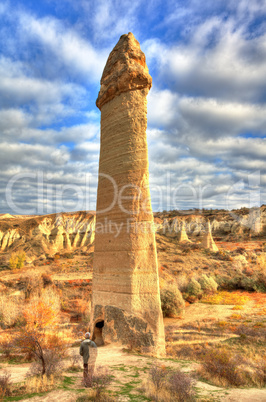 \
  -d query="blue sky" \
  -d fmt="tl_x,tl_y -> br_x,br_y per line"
0,0 -> 266,214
